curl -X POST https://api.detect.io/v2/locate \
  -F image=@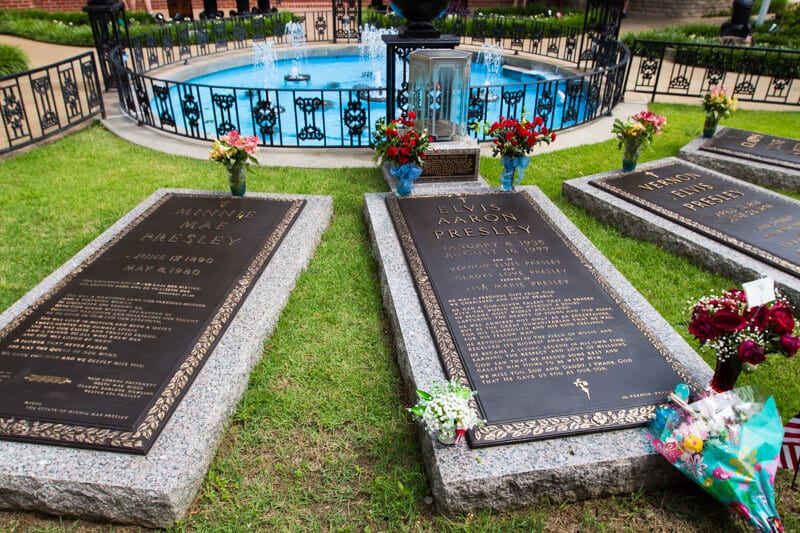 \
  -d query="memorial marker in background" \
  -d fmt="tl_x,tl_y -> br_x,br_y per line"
591,160 -> 800,277
0,193 -> 305,454
699,128 -> 800,170
387,191 -> 693,446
